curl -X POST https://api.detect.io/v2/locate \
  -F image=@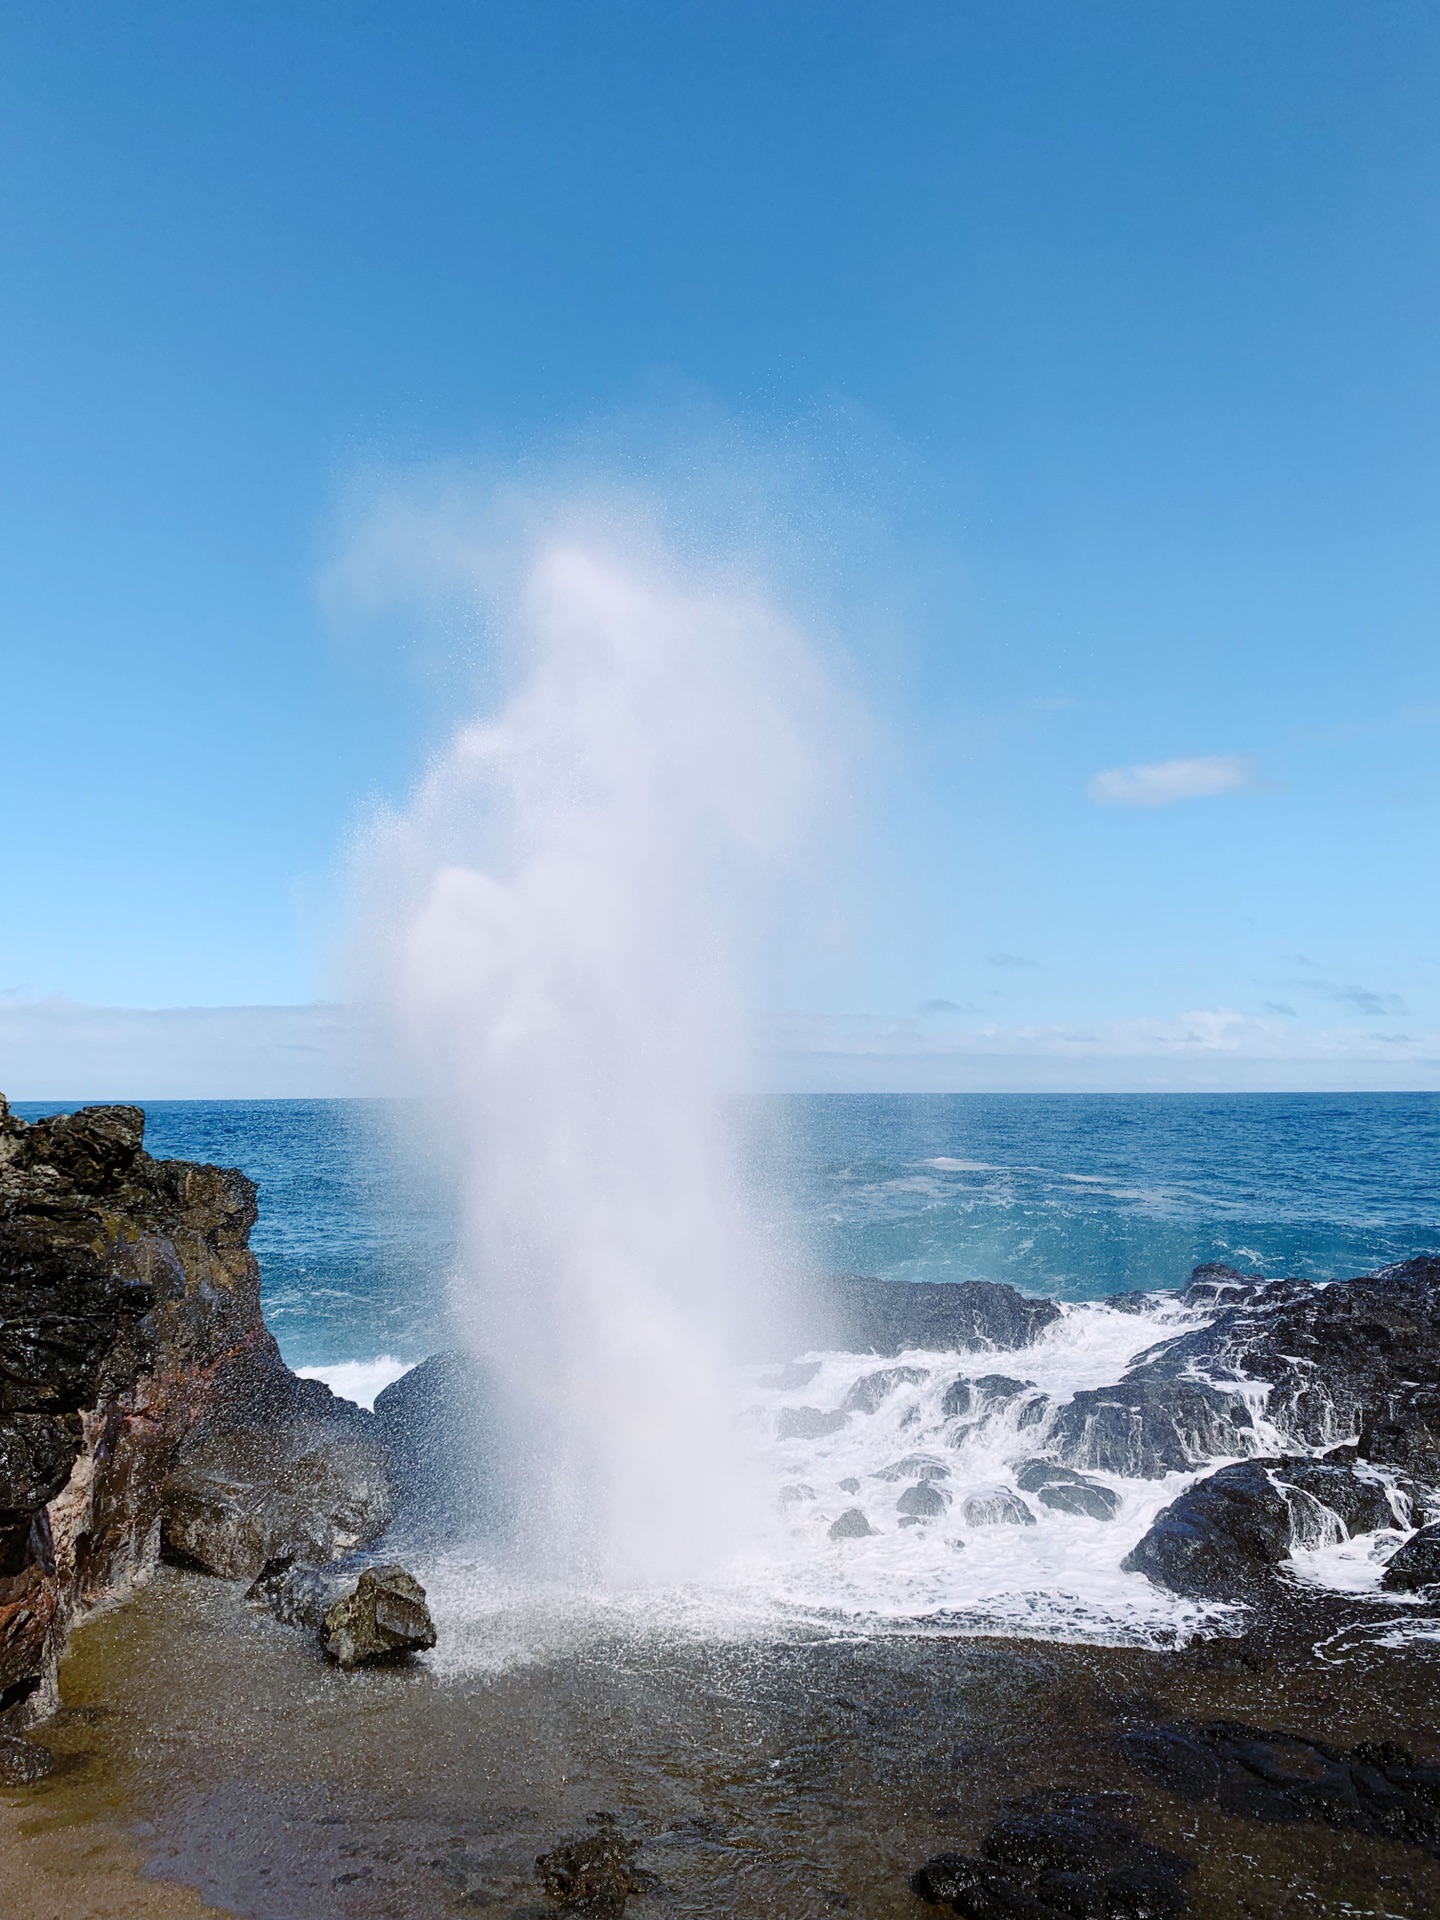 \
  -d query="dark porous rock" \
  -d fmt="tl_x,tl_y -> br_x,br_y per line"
841,1365 -> 929,1414
962,1487 -> 1035,1528
817,1275 -> 1061,1359
828,1507 -> 875,1540
1016,1459 -> 1121,1521
1382,1520 -> 1440,1592
246,1556 -> 351,1629
873,1453 -> 950,1483
0,1730 -> 54,1785
320,1564 -> 437,1669
1048,1378 -> 1254,1479
1124,1455 -> 1405,1601
161,1347 -> 394,1582
1131,1254 -> 1440,1464
1121,1719 -> 1440,1851
535,1812 -> 644,1915
897,1480 -> 949,1518
912,1793 -> 1192,1918
0,1094 -> 288,1726
942,1373 -> 1035,1420
371,1349 -> 511,1540
777,1405 -> 847,1441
